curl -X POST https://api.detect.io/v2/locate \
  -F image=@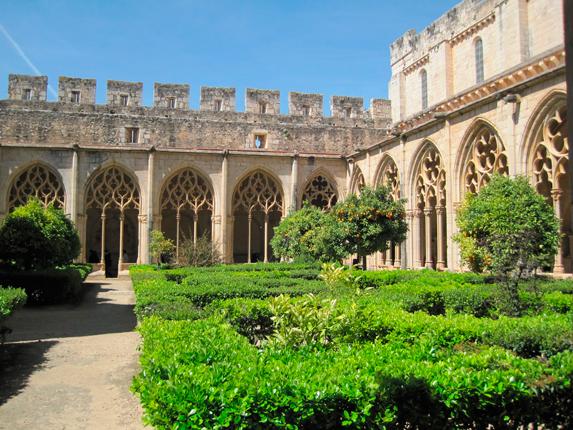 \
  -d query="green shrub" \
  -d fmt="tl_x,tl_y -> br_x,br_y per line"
133,316 -> 573,429
179,234 -> 221,267
0,266 -> 85,305
0,199 -> 80,270
0,287 -> 27,322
